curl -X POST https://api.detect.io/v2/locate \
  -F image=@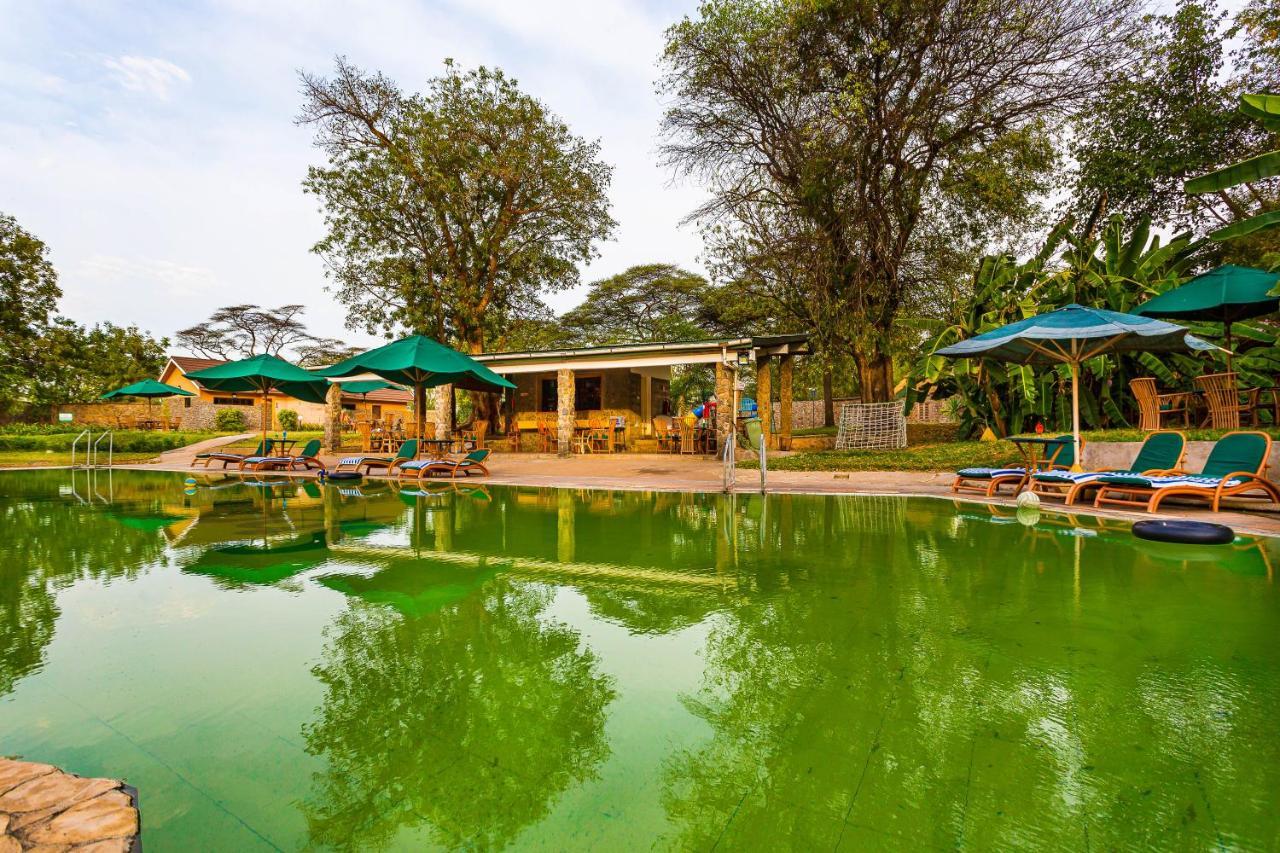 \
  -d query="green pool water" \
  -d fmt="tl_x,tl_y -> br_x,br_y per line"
2,469 -> 1279,850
